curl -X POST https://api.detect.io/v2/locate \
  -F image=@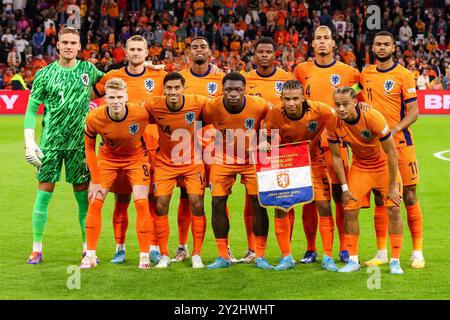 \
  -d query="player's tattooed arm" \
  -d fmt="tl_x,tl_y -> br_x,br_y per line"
329,141 -> 357,204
